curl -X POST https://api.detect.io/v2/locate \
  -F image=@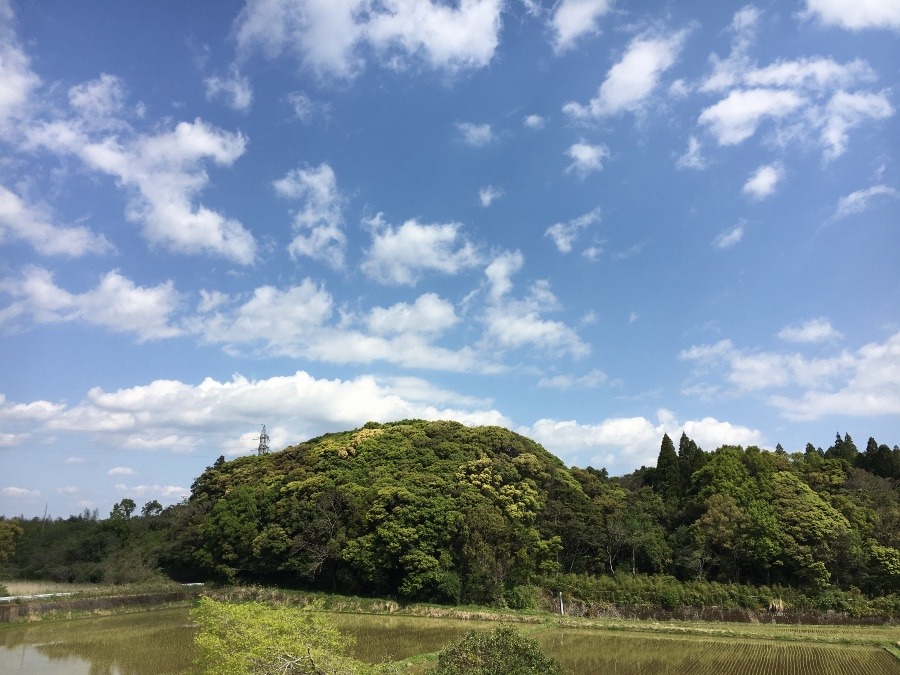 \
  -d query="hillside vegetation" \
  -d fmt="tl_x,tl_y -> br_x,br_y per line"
4,421 -> 900,615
